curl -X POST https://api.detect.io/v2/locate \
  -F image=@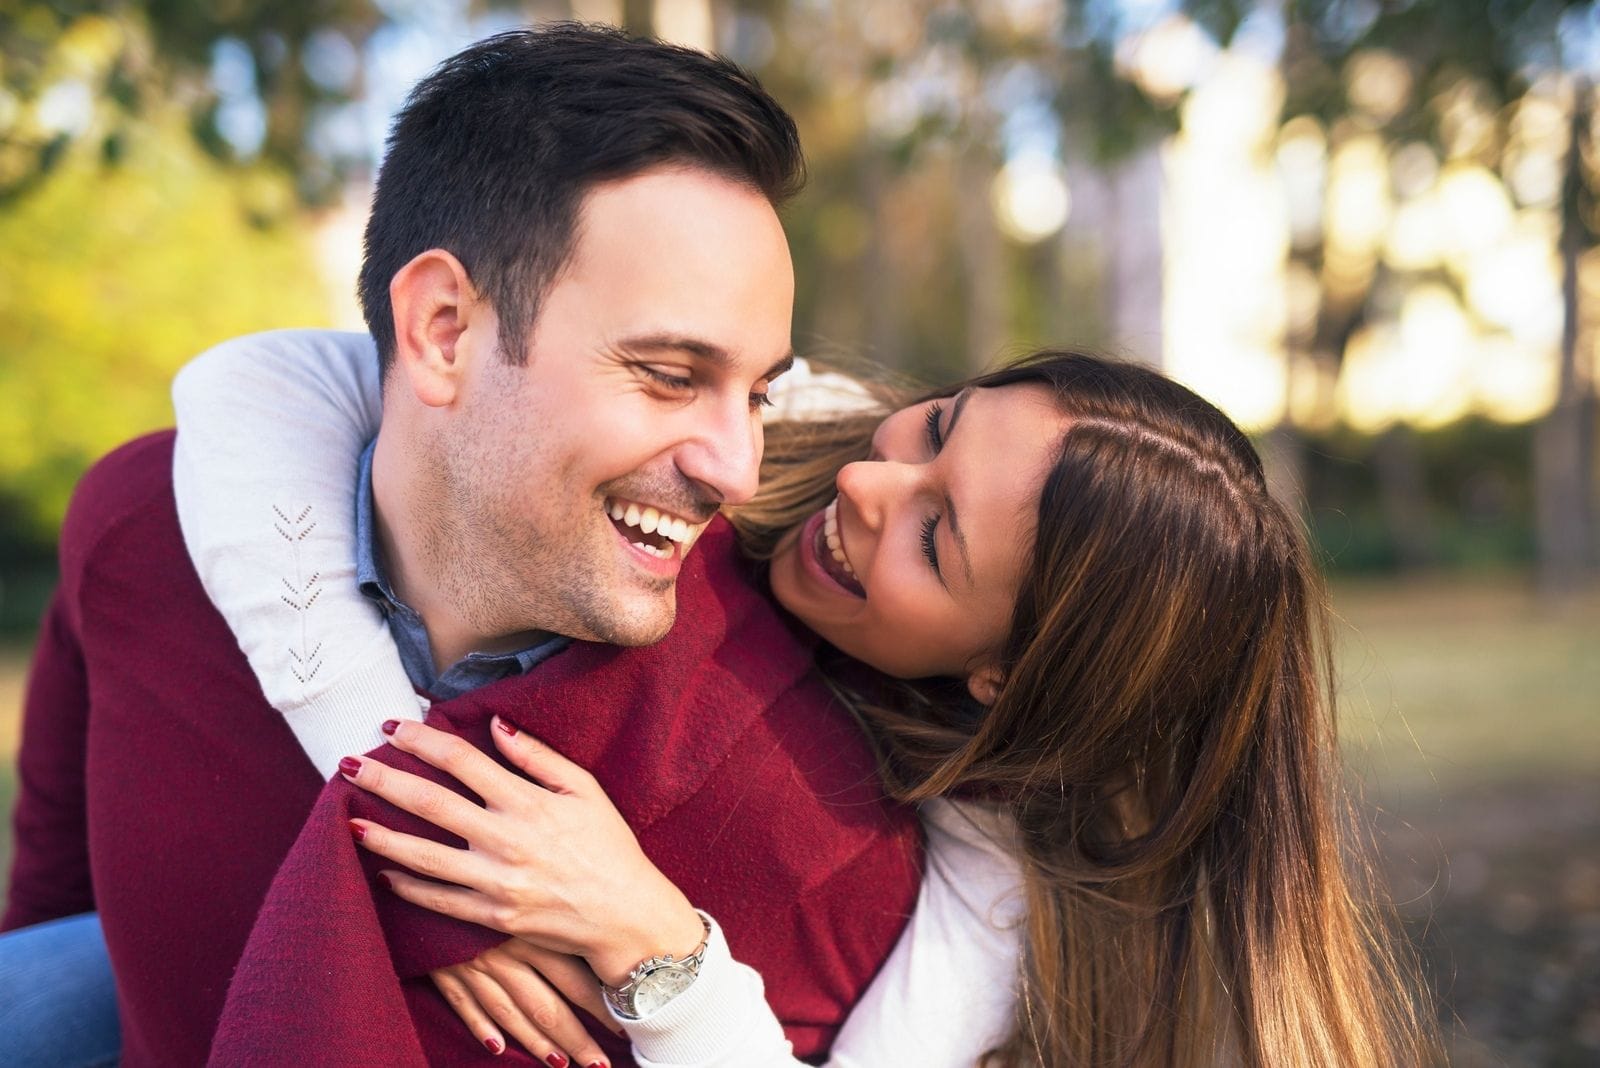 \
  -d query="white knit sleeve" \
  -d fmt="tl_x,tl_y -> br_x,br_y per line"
617,799 -> 1025,1068
171,329 -> 424,779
